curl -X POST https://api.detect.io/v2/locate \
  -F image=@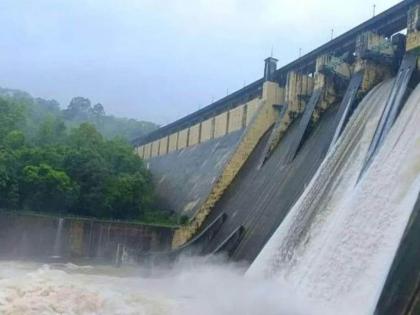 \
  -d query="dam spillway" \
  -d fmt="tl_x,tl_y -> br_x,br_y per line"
248,79 -> 420,314
122,1 -> 420,313
3,1 -> 420,314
